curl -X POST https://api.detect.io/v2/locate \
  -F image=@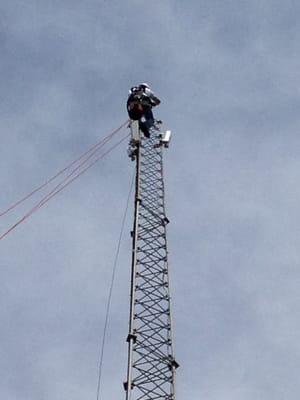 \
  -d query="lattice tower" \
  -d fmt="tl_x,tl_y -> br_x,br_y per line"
124,126 -> 179,400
